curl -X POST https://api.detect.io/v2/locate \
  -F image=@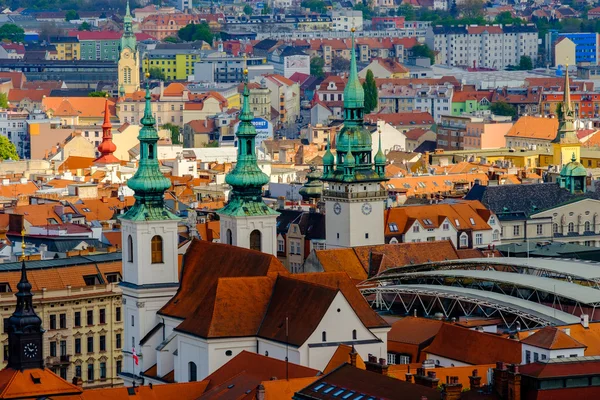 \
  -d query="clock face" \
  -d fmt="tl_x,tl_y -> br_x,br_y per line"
333,202 -> 342,215
361,202 -> 372,215
123,51 -> 130,59
23,342 -> 38,359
